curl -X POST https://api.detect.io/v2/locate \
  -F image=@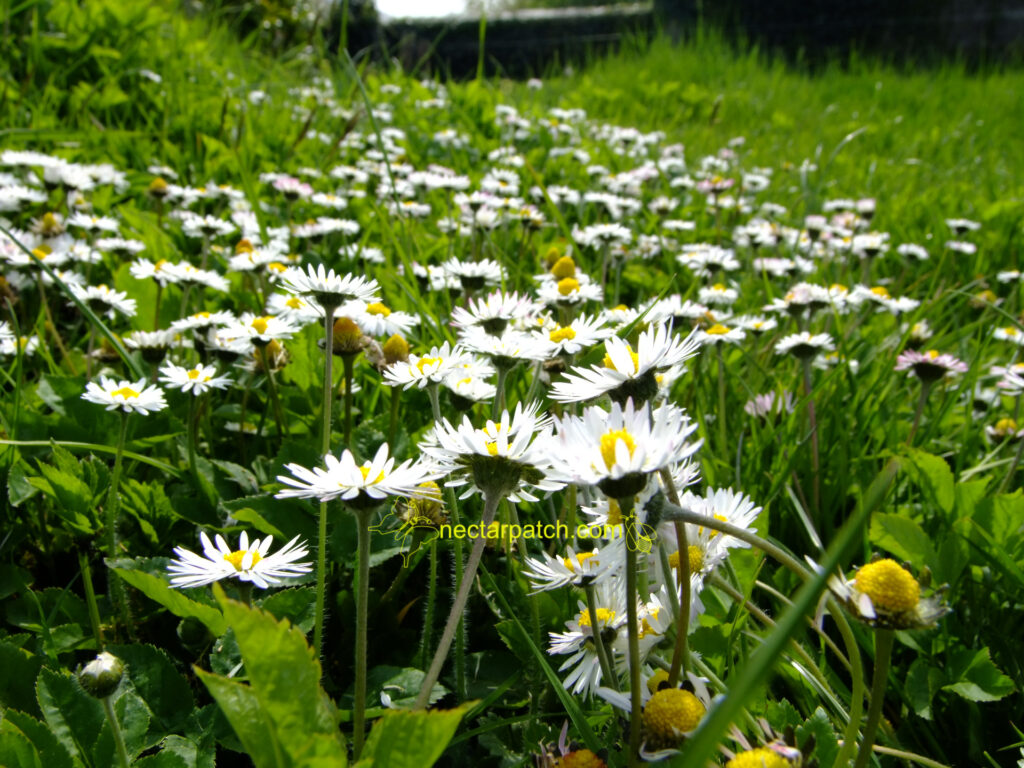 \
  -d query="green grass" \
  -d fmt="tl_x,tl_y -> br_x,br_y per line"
1,4 -> 1023,768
